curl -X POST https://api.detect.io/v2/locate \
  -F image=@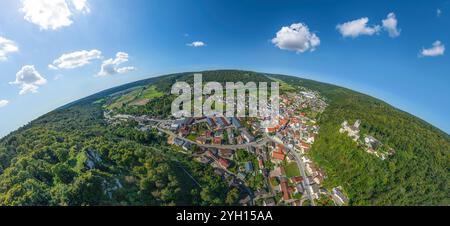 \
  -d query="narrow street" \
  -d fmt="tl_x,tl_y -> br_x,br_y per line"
265,135 -> 316,206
